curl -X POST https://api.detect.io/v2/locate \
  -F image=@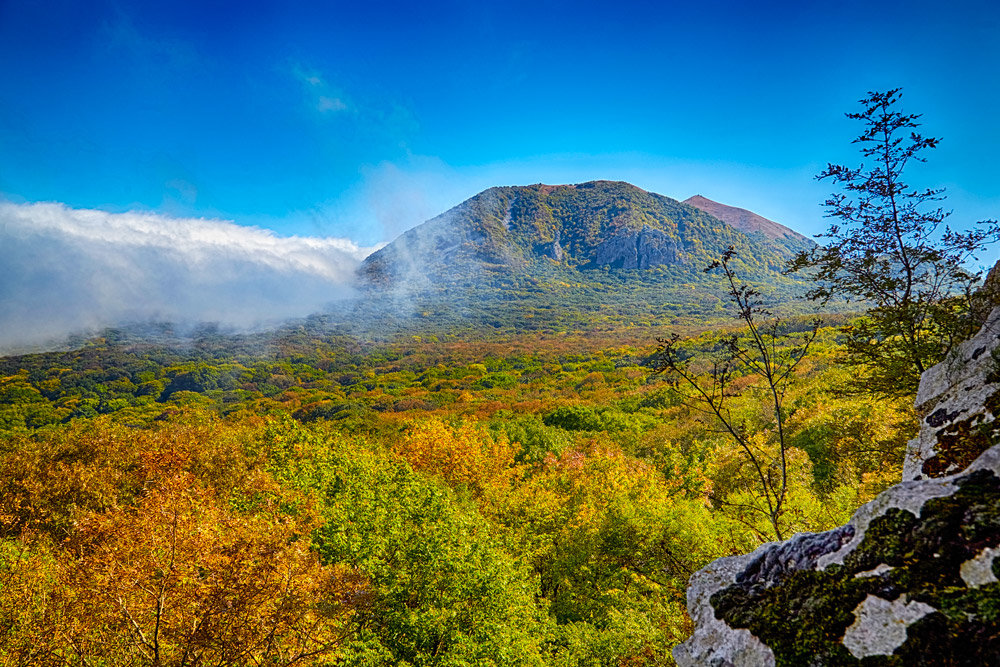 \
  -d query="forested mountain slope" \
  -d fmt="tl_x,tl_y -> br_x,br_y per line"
362,180 -> 812,284
348,181 -> 817,334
